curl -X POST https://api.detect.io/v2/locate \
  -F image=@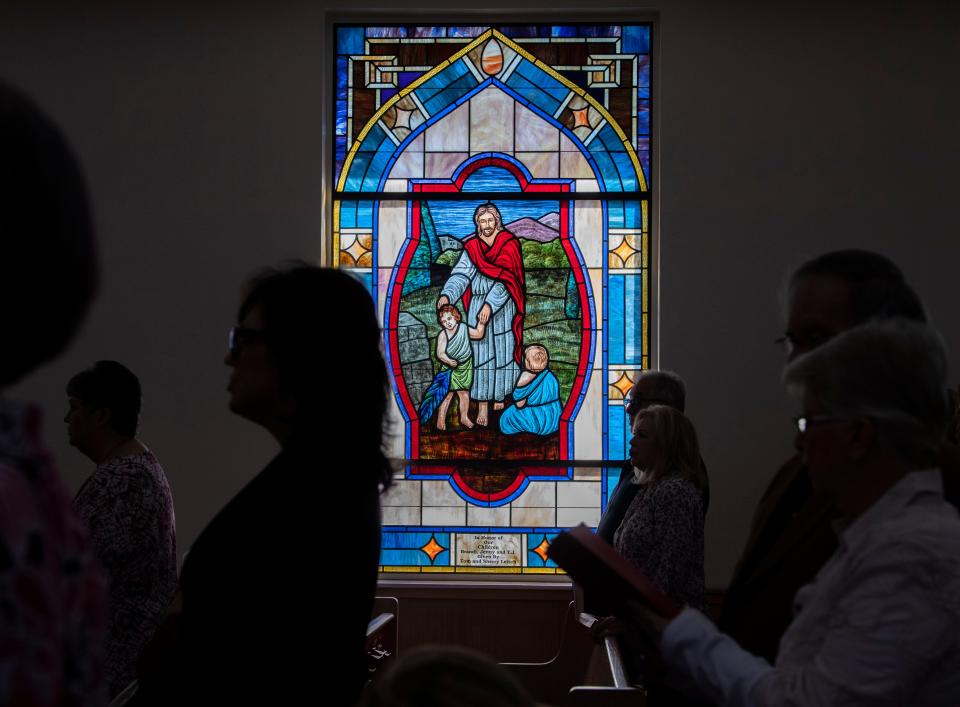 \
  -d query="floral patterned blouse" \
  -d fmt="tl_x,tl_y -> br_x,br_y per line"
0,399 -> 107,705
613,474 -> 706,611
73,450 -> 177,697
